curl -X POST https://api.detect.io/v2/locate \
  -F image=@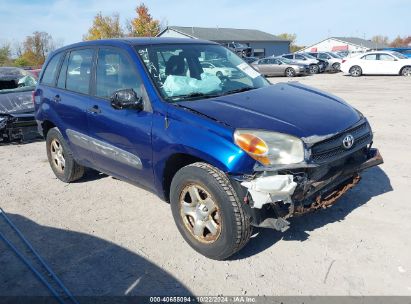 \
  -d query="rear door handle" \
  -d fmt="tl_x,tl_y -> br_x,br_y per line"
52,95 -> 61,103
87,105 -> 101,114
